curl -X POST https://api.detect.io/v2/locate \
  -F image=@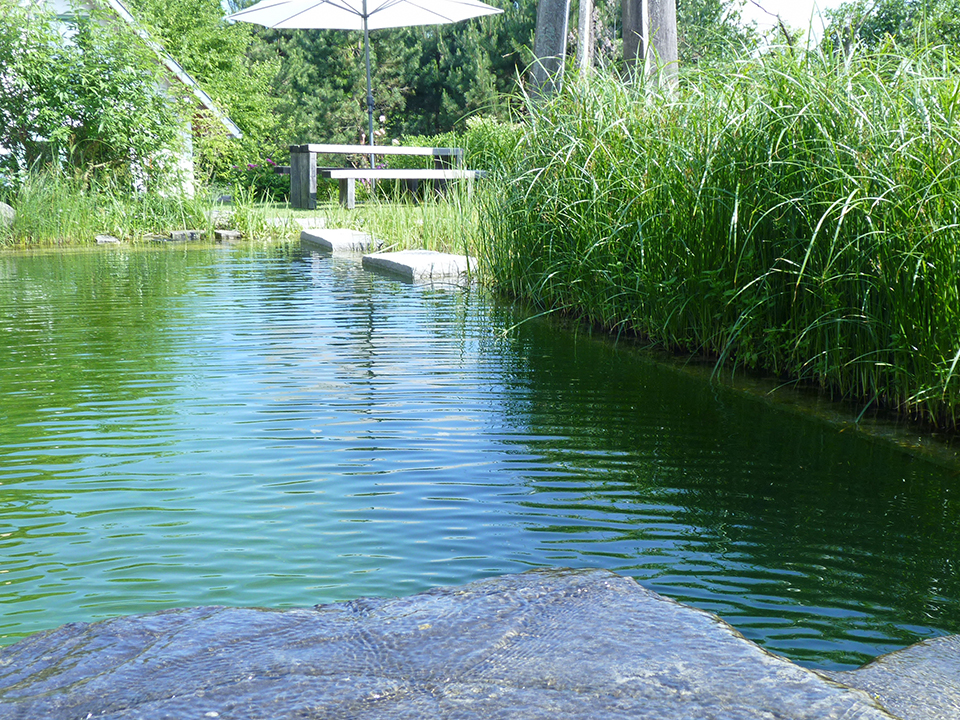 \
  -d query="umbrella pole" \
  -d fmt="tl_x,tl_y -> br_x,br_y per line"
363,5 -> 375,171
